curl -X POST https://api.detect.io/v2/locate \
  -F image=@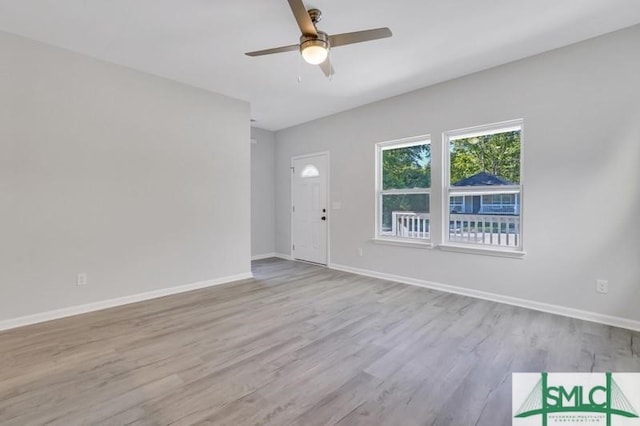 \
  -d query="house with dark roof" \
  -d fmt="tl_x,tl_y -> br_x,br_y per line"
451,171 -> 520,215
